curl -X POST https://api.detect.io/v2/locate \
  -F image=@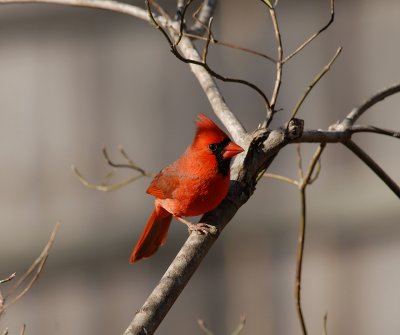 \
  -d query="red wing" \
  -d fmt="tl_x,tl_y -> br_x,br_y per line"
146,168 -> 181,199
